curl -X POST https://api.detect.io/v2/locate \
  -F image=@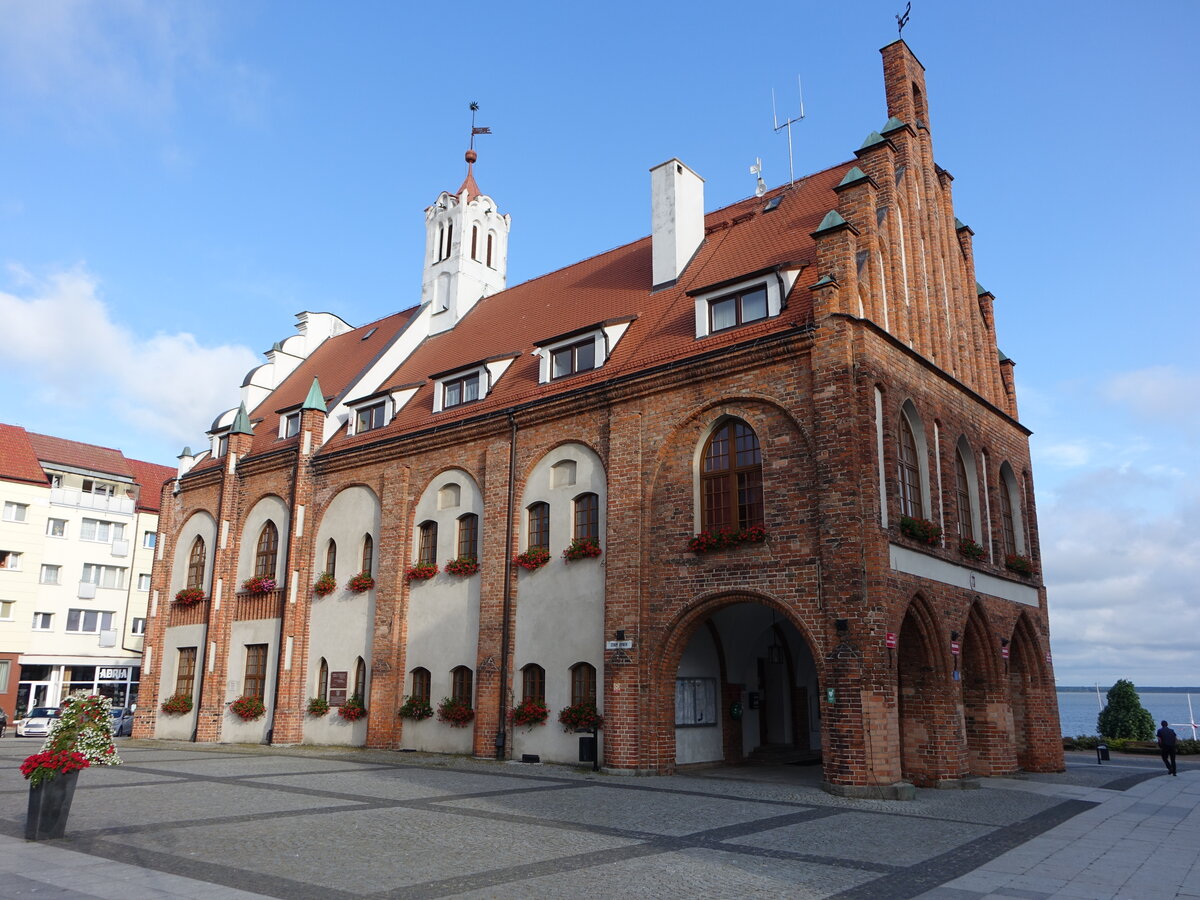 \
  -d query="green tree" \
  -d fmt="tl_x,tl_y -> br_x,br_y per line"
1097,679 -> 1154,740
